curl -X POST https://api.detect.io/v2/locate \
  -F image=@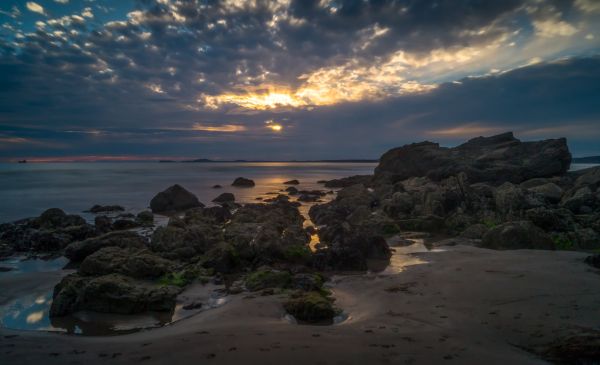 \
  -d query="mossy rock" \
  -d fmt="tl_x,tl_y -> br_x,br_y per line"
282,244 -> 312,263
283,291 -> 336,323
245,269 -> 292,291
